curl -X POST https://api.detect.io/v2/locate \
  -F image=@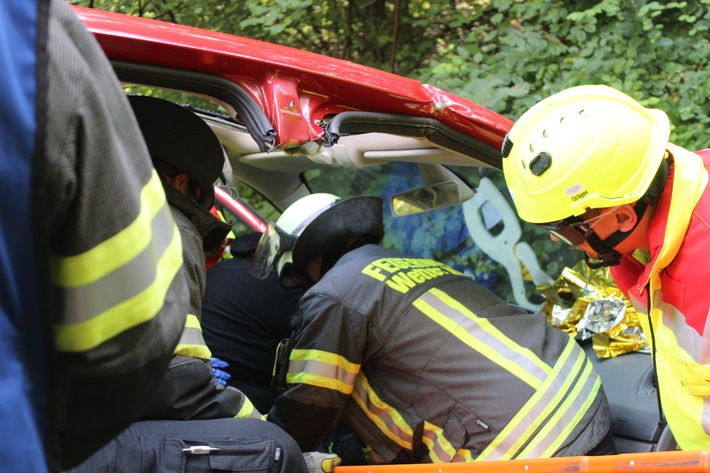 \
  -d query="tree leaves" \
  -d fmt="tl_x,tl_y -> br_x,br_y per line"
416,0 -> 708,148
